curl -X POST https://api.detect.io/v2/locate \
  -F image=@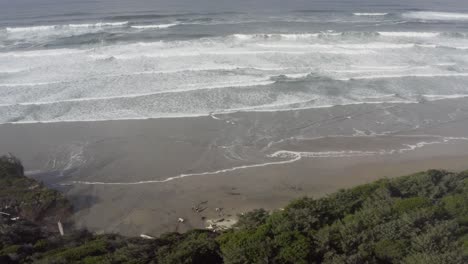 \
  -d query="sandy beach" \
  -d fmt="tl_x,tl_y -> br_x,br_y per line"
1,97 -> 468,236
